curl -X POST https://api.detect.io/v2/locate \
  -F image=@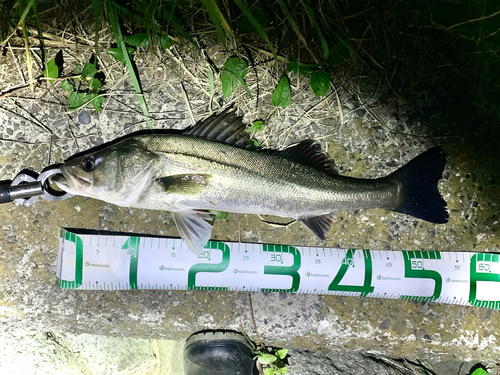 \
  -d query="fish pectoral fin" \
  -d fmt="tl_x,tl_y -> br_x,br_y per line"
172,210 -> 213,254
156,174 -> 212,195
300,213 -> 333,241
